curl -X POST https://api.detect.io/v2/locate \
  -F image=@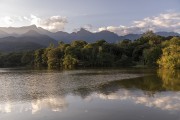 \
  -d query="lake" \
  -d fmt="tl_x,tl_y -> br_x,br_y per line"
0,68 -> 179,120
